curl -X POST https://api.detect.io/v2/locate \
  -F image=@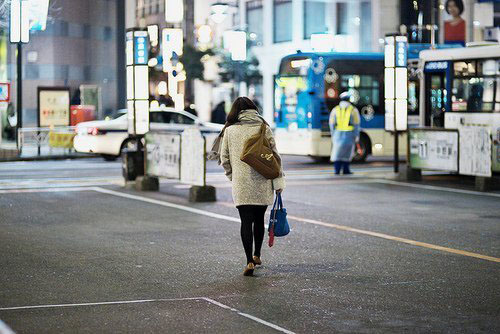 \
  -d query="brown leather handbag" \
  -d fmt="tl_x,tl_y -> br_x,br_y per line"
240,123 -> 280,179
